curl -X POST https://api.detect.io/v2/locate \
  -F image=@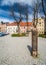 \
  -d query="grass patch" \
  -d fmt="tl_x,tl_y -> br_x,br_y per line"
39,34 -> 46,38
11,33 -> 26,37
